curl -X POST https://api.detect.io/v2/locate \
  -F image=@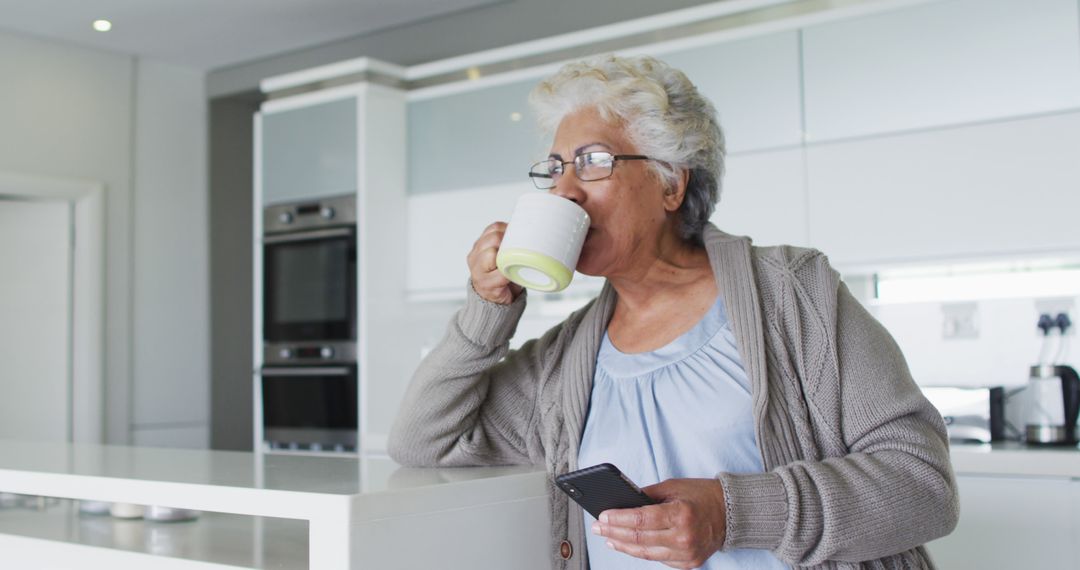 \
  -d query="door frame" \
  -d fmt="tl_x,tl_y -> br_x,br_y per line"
0,171 -> 105,443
